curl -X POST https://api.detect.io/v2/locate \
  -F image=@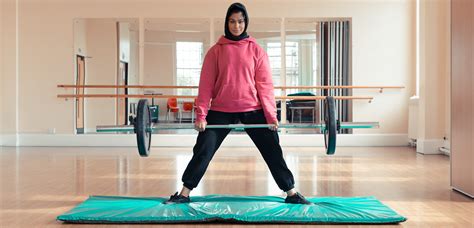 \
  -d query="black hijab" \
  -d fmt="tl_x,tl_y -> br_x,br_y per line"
224,3 -> 249,41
